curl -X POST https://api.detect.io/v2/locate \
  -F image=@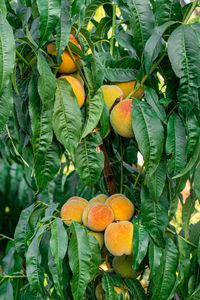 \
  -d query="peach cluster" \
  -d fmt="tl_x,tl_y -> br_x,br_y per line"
60,193 -> 135,255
